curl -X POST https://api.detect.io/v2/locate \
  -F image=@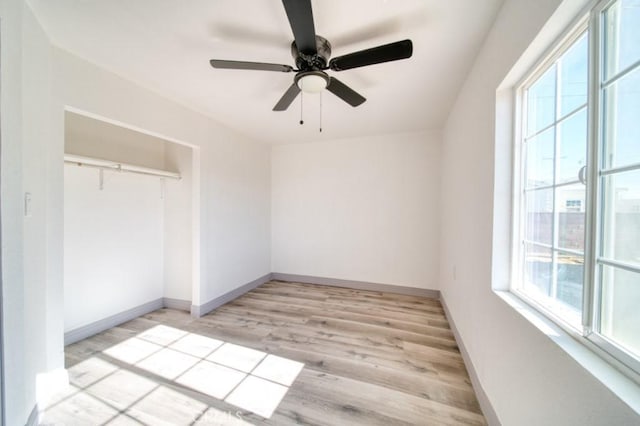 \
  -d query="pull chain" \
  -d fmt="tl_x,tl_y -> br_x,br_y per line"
319,91 -> 323,133
300,91 -> 304,125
